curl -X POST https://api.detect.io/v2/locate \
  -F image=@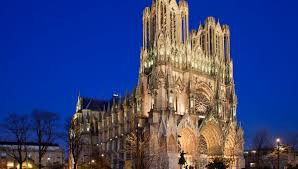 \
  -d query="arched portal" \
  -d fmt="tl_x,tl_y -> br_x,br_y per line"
196,121 -> 223,169
199,122 -> 223,156
179,128 -> 198,156
178,127 -> 198,168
